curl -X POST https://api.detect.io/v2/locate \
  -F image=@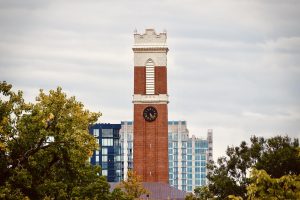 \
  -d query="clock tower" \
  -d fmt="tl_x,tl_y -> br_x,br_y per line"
133,29 -> 169,183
